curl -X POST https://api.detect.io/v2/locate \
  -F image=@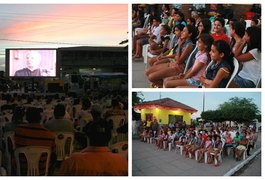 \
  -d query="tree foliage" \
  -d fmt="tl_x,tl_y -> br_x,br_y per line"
132,92 -> 144,120
201,97 -> 260,123
132,92 -> 144,106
